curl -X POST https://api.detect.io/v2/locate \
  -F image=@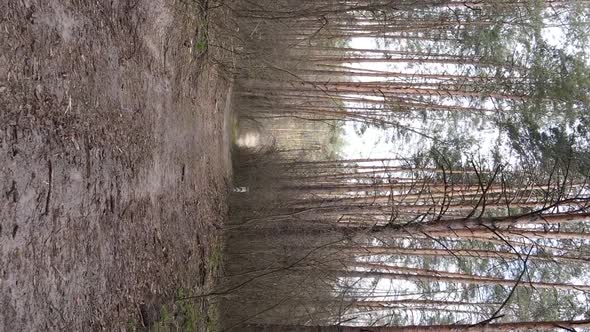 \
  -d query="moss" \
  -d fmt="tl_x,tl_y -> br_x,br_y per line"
149,237 -> 224,331
150,304 -> 172,332
207,240 -> 223,277
206,301 -> 220,332
126,318 -> 139,332
195,28 -> 208,55
174,289 -> 201,332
